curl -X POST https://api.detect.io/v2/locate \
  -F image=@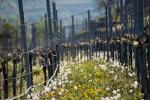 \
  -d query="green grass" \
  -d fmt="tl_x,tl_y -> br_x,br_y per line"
41,59 -> 142,100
